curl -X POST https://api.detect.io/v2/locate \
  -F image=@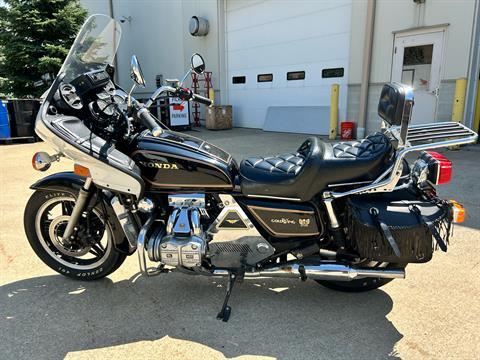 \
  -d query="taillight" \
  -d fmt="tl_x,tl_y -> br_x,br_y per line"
426,151 -> 452,184
417,151 -> 452,185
